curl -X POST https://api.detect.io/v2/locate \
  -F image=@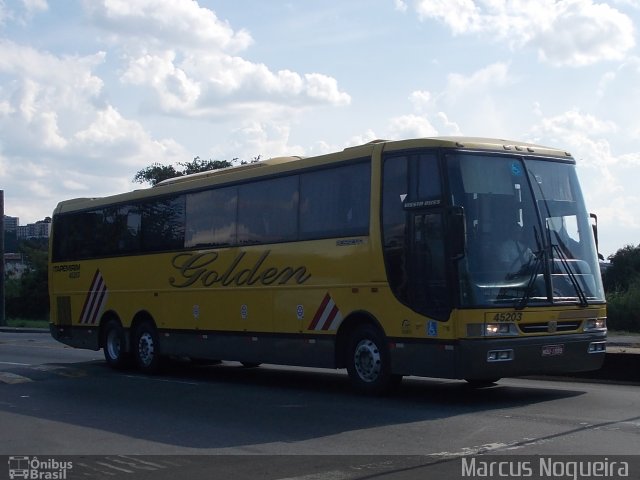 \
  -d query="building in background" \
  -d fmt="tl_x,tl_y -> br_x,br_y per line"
17,218 -> 51,240
3,215 -> 18,233
3,215 -> 51,241
3,216 -> 50,276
